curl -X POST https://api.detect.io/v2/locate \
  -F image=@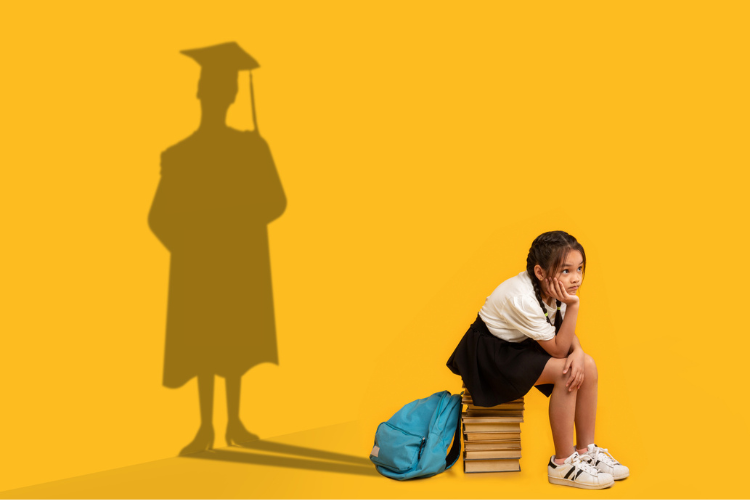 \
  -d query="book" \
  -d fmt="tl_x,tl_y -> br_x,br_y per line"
464,449 -> 522,460
462,422 -> 521,433
461,396 -> 524,410
461,413 -> 523,423
464,441 -> 522,451
464,400 -> 525,407
463,408 -> 524,415
461,390 -> 523,404
463,403 -> 525,414
464,396 -> 525,404
464,431 -> 521,441
461,392 -> 523,404
463,459 -> 521,473
461,384 -> 525,474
